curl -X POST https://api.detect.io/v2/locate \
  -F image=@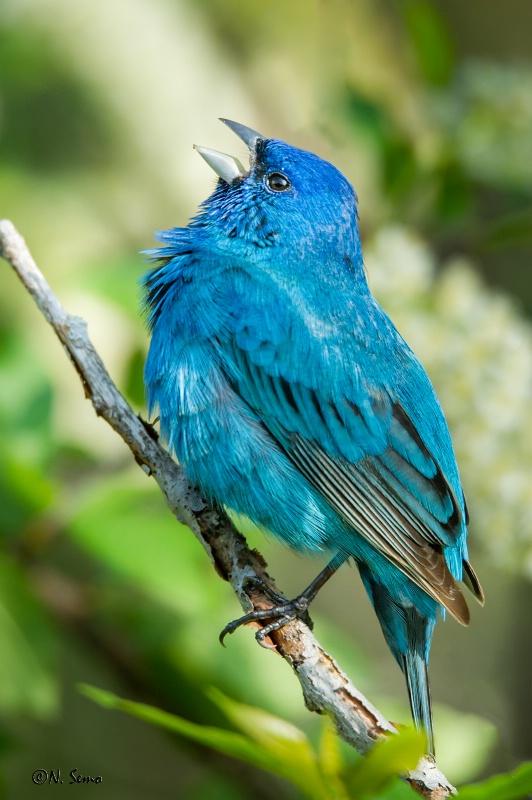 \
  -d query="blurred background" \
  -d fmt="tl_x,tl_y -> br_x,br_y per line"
0,0 -> 531,797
